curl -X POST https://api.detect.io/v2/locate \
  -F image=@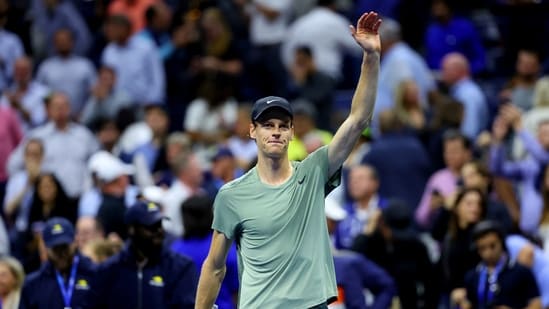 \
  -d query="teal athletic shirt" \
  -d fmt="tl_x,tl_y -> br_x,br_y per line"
212,146 -> 340,308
